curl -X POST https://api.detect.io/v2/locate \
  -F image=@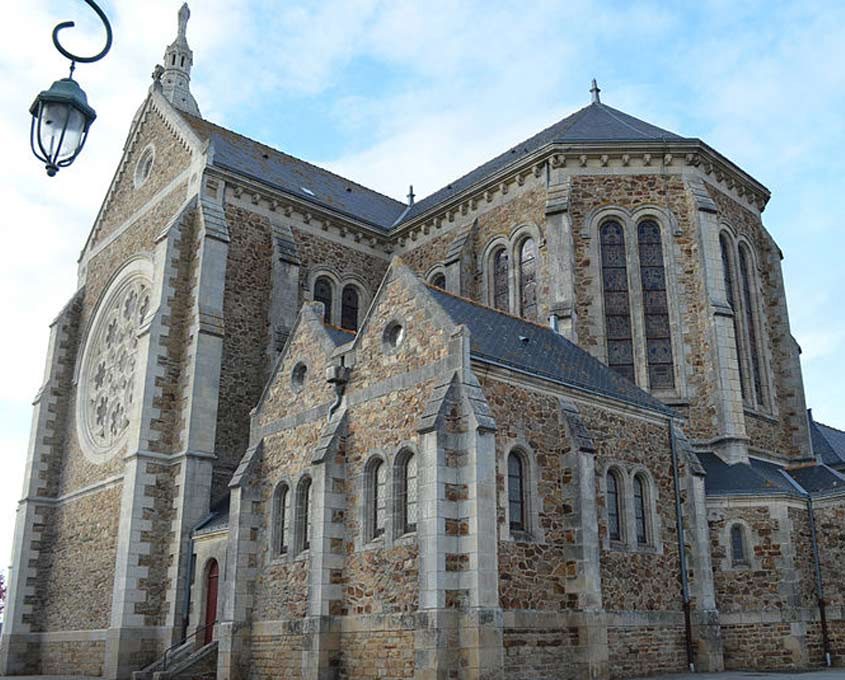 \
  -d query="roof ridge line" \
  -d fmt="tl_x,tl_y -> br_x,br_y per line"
816,419 -> 845,435
598,103 -> 666,140
179,111 -> 408,208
